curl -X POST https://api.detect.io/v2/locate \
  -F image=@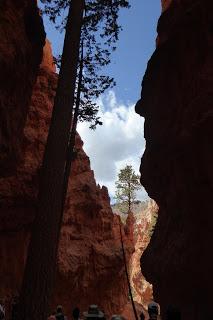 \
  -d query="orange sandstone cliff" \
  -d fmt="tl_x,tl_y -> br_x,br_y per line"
0,2 -> 134,317
136,0 -> 213,319
130,200 -> 158,309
